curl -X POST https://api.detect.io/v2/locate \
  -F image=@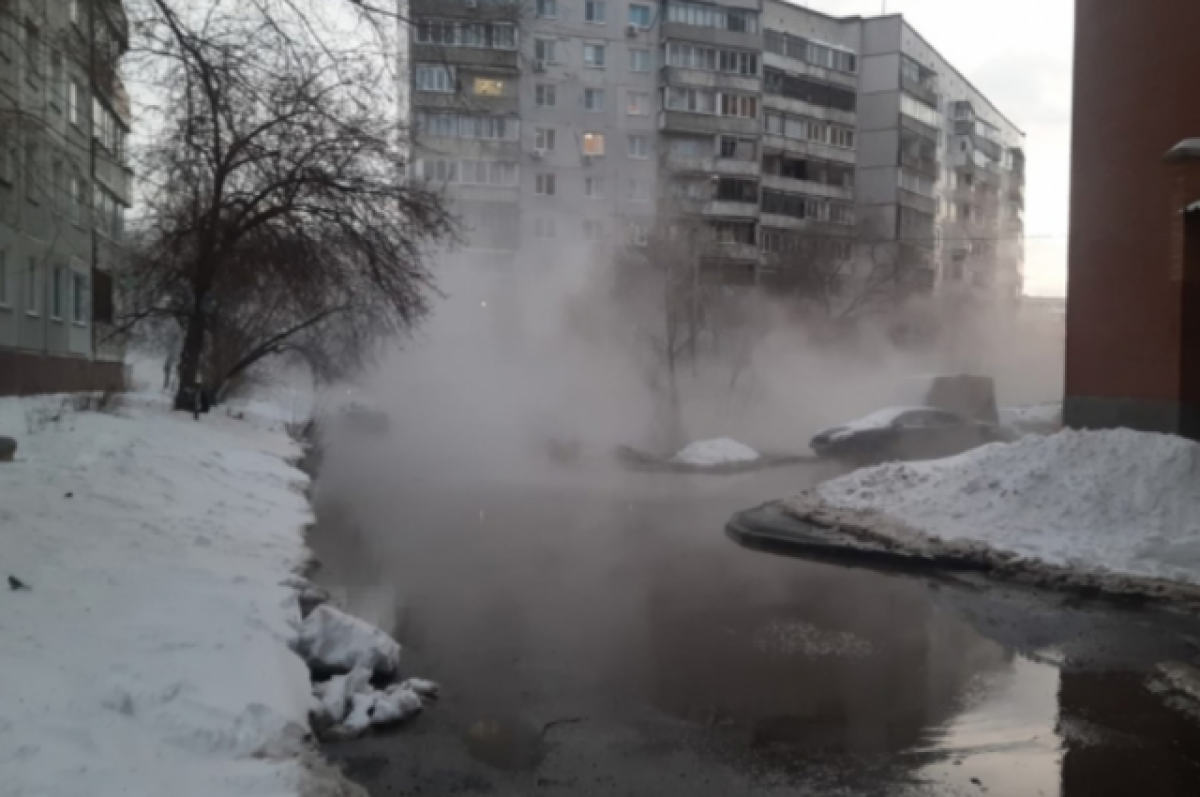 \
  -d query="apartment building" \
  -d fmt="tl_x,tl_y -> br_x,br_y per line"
408,0 -> 1024,300
0,0 -> 130,395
